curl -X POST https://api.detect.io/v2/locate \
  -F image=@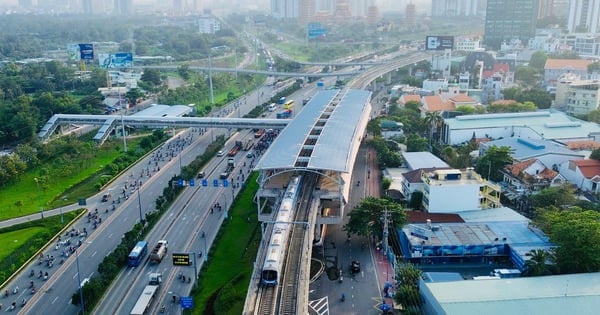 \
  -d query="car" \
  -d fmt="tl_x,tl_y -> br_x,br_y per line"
246,152 -> 254,158
217,150 -> 225,157
351,260 -> 360,274
197,171 -> 205,179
